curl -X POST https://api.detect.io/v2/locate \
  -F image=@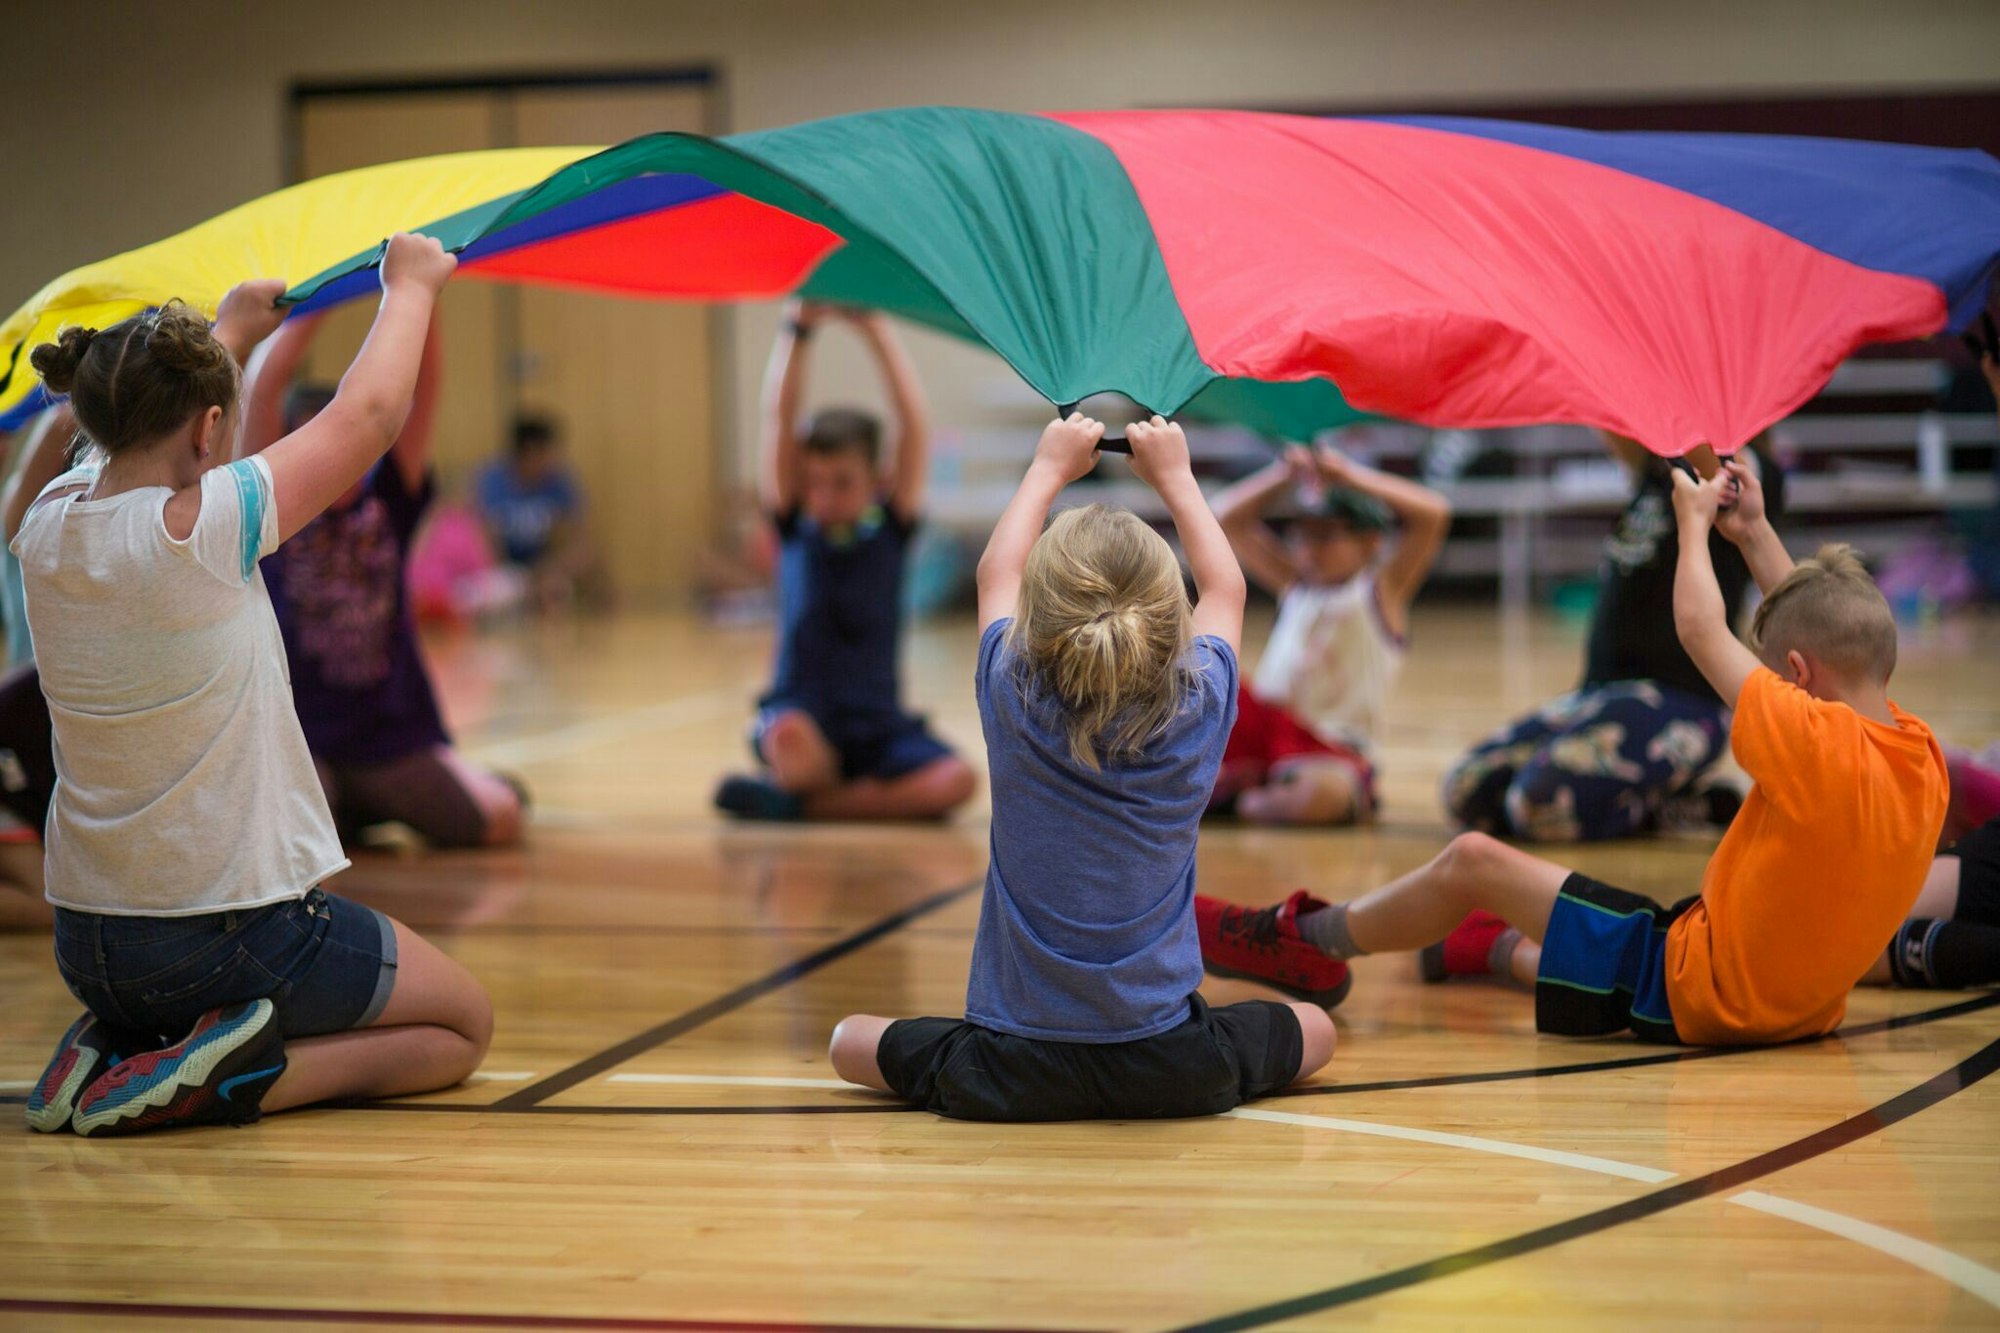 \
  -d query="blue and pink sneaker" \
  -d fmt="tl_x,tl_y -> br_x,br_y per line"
25,1014 -> 121,1133
71,999 -> 286,1138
